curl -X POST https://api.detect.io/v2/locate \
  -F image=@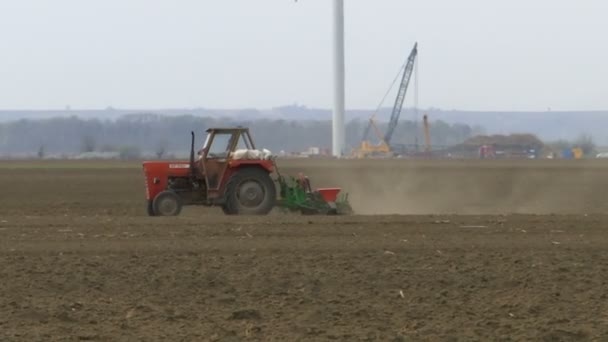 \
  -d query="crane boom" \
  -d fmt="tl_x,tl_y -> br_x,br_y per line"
383,42 -> 418,145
